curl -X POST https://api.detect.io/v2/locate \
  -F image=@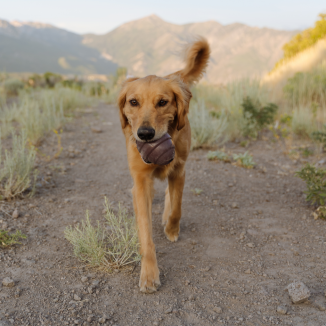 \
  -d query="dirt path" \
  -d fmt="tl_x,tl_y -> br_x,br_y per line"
1,103 -> 326,326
